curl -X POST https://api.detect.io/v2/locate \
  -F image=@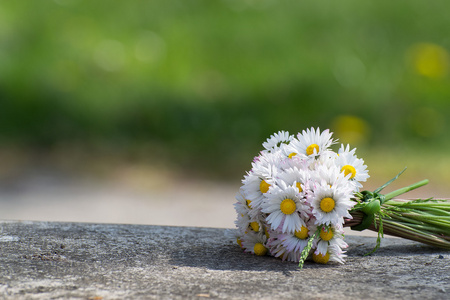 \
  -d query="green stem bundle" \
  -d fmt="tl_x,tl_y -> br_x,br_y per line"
346,175 -> 450,251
